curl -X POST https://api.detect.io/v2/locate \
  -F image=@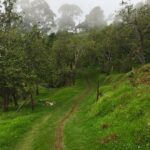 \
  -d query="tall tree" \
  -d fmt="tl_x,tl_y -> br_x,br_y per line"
78,6 -> 106,30
0,0 -> 24,111
57,4 -> 82,31
17,0 -> 56,33
52,32 -> 87,86
119,2 -> 150,64
0,0 -> 21,30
